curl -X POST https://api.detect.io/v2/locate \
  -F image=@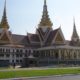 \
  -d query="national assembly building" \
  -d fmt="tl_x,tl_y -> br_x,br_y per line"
0,0 -> 80,67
